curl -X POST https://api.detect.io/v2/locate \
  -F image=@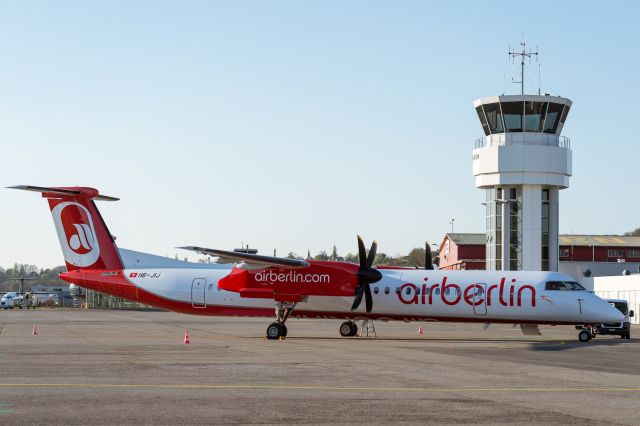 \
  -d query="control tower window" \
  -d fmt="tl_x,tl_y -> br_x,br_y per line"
543,103 -> 564,134
482,103 -> 504,134
524,101 -> 547,132
501,102 -> 524,132
541,189 -> 550,271
558,105 -> 570,130
476,106 -> 490,136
